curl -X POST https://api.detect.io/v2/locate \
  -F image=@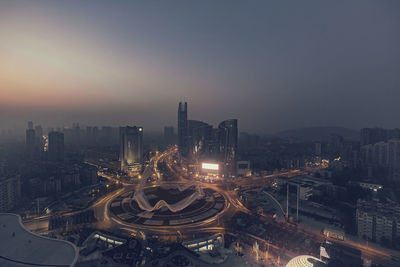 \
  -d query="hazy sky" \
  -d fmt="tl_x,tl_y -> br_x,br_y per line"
1,1 -> 400,133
